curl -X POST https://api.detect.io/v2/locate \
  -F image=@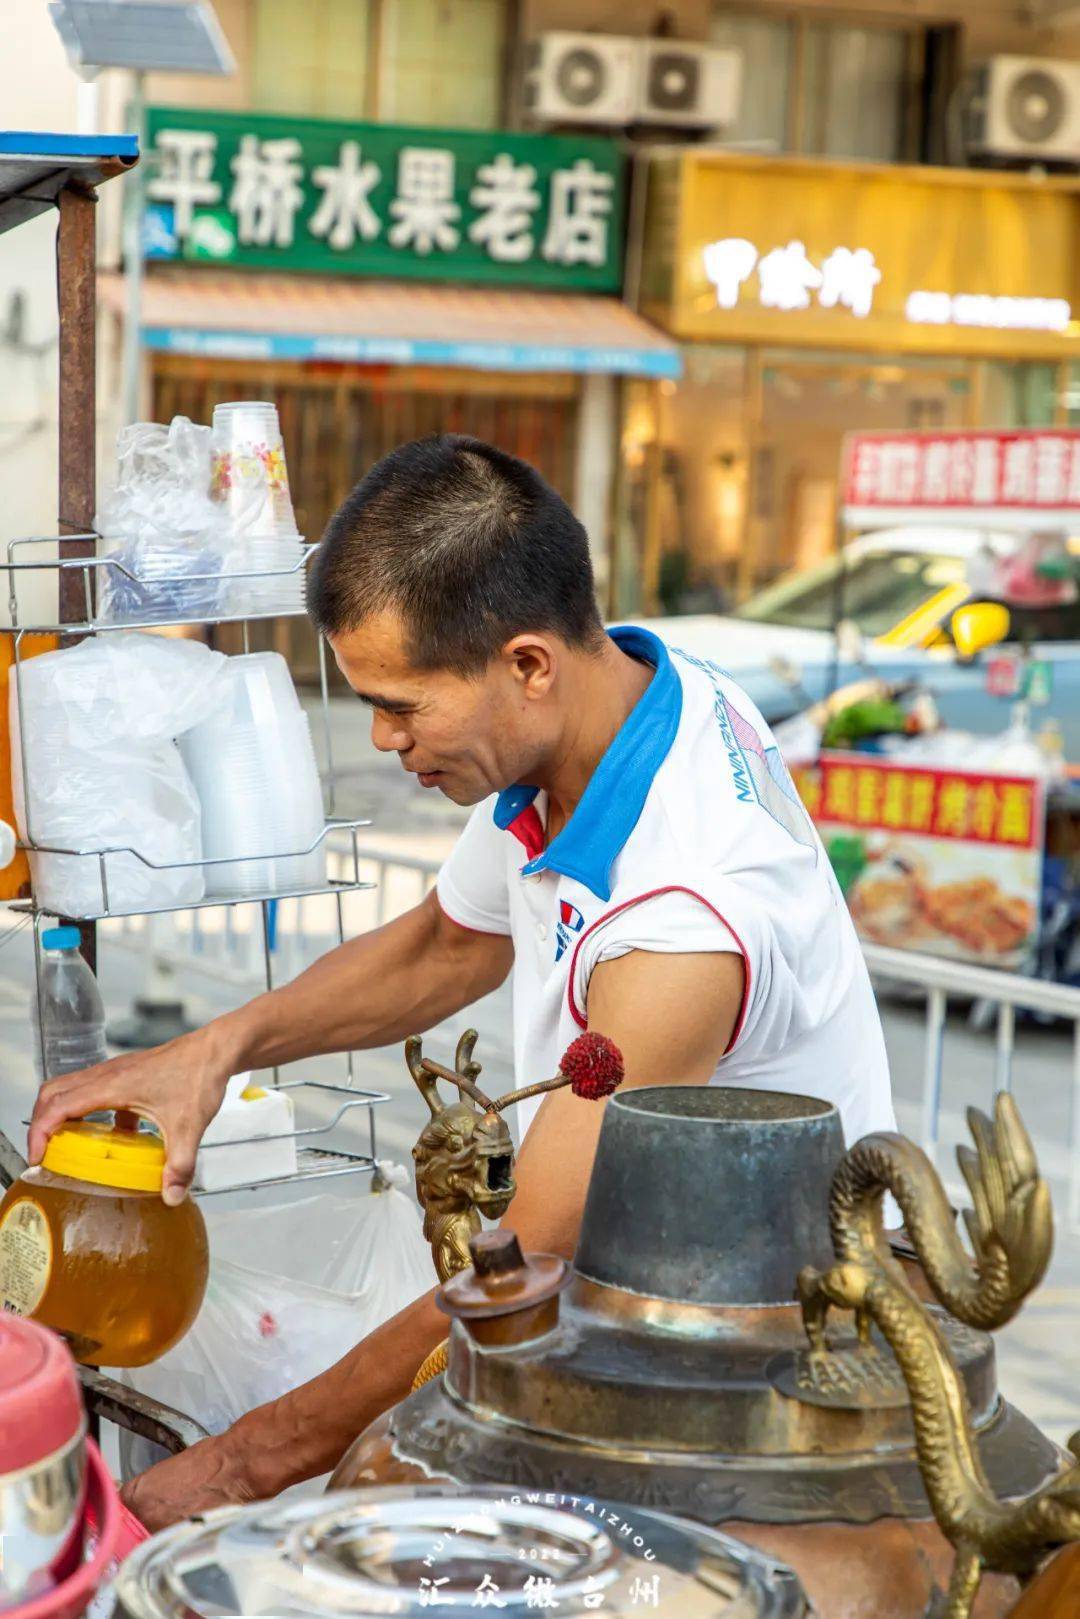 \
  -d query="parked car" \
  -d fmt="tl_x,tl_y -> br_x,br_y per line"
633,527 -> 1080,758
